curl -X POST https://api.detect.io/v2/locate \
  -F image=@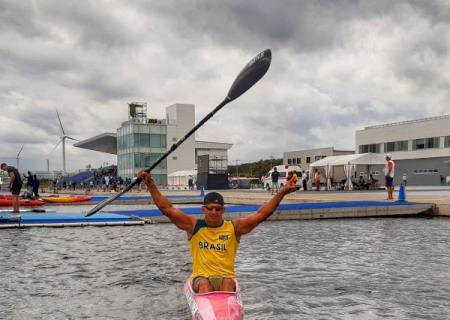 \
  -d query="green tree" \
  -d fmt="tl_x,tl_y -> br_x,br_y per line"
228,158 -> 283,178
